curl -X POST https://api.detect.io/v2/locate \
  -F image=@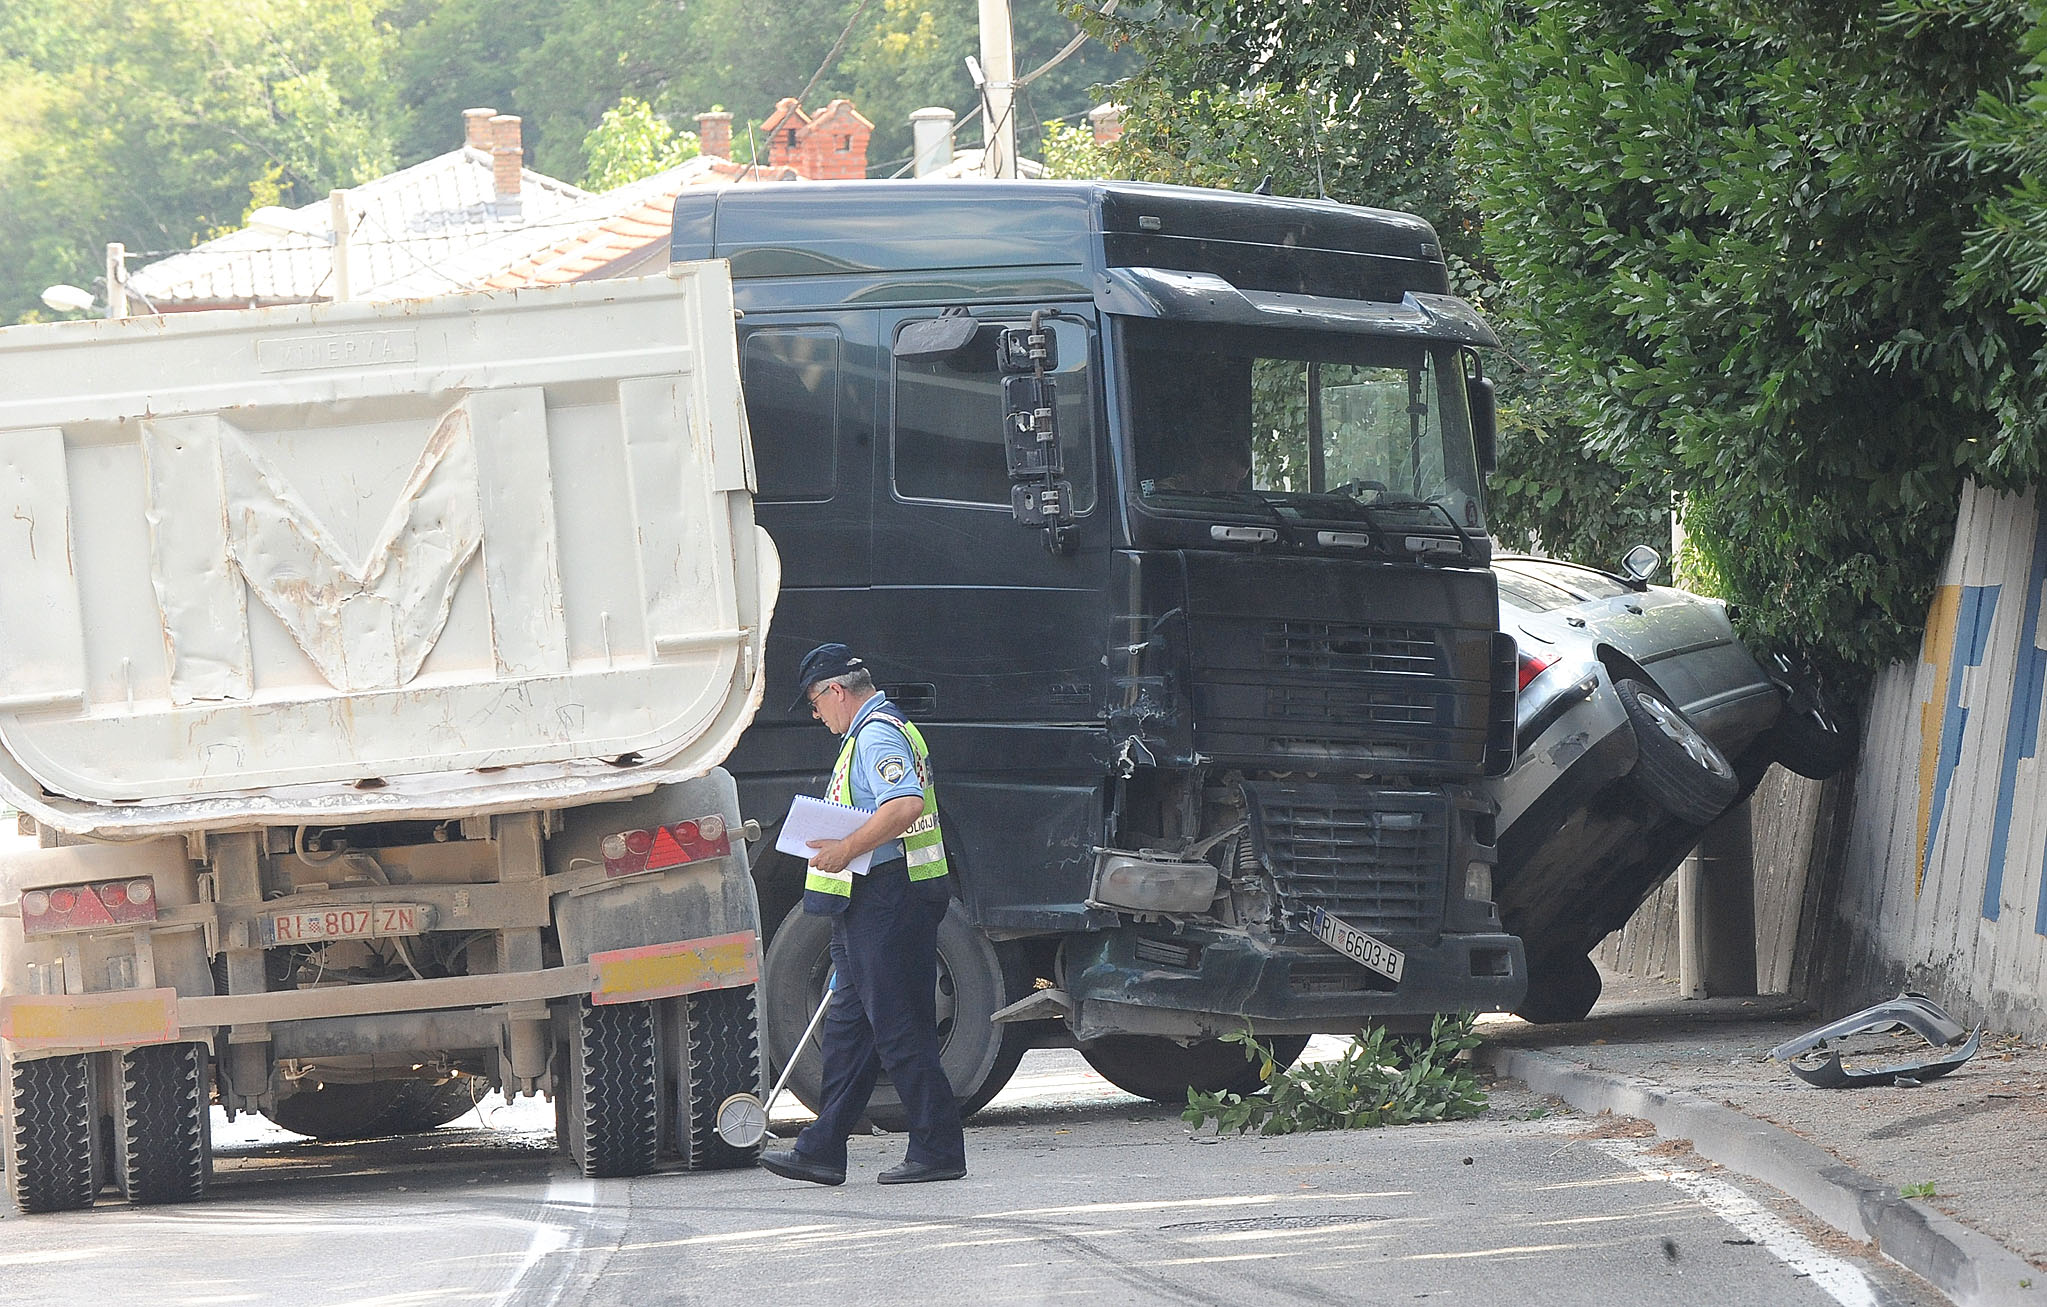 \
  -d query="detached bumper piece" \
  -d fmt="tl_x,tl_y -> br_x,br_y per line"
1769,992 -> 1982,1088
